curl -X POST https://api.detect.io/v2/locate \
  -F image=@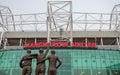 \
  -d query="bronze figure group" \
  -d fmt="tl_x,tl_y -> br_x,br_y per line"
20,48 -> 62,75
